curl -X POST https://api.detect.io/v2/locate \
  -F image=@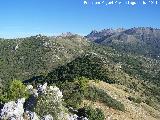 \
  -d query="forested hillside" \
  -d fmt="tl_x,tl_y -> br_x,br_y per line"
0,34 -> 90,86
